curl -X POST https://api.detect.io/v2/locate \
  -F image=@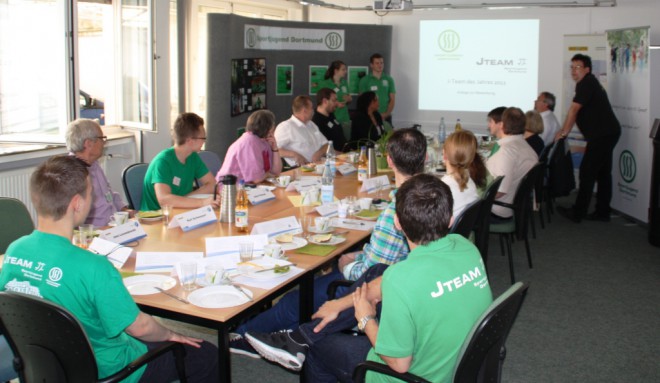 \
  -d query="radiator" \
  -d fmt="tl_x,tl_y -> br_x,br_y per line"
0,166 -> 38,222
